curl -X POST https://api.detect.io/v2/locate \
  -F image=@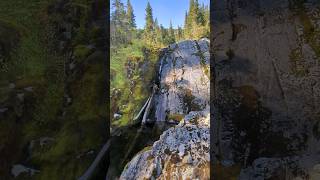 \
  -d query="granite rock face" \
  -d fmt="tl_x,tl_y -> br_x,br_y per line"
120,112 -> 210,180
212,0 -> 320,179
120,39 -> 210,179
155,39 -> 210,123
